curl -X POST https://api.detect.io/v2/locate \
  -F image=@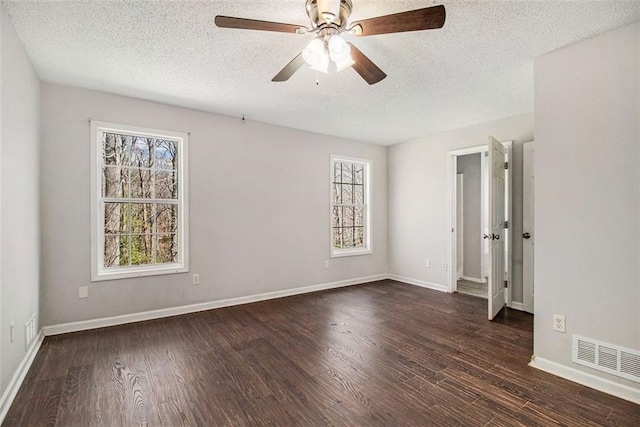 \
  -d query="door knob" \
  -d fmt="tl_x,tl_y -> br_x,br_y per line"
493,234 -> 500,240
523,232 -> 531,239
